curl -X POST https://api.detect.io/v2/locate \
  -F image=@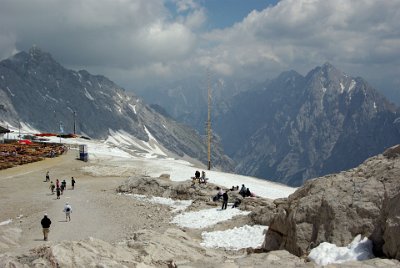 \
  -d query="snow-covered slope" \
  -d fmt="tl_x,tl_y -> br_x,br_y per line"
0,47 -> 233,170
